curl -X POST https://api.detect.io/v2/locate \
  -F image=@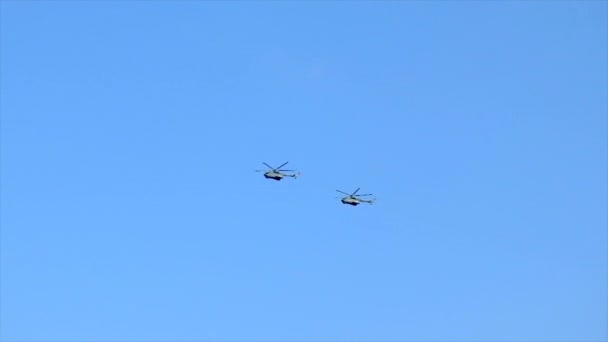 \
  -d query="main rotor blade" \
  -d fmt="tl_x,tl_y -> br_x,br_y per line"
278,169 -> 295,172
336,190 -> 350,195
263,162 -> 274,169
352,188 -> 360,195
277,162 -> 289,169
354,193 -> 372,196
